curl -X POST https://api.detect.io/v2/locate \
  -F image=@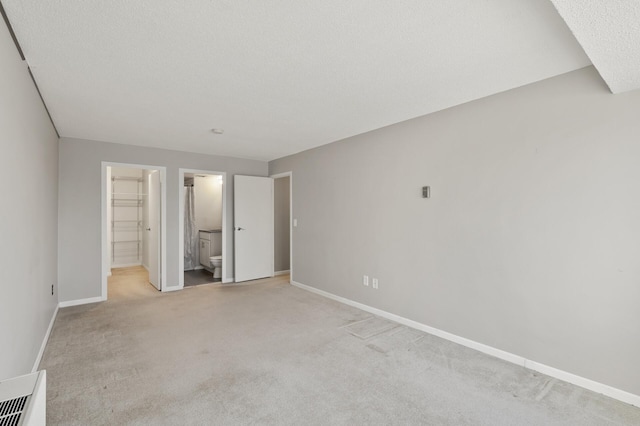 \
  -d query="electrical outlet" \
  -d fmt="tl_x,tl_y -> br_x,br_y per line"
372,278 -> 379,289
363,275 -> 369,286
51,284 -> 54,295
